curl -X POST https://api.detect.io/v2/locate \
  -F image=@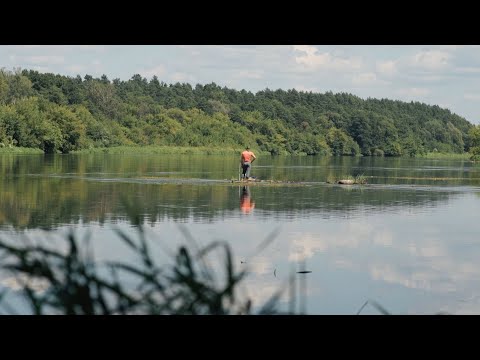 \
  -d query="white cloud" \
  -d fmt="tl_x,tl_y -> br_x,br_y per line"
417,74 -> 448,82
294,85 -> 319,93
8,45 -> 42,50
139,65 -> 165,79
31,66 -> 51,73
235,70 -> 264,79
445,301 -> 480,315
5,45 -> 106,52
464,93 -> 480,101
287,222 -> 375,262
437,45 -> 480,51
438,103 -> 453,110
376,60 -> 397,76
241,279 -> 290,307
456,67 -> 480,74
170,72 -> 195,83
352,72 -> 378,85
407,241 -> 447,257
410,50 -> 451,70
334,258 -> 354,269
176,46 -> 201,56
246,256 -> 273,275
216,45 -> 264,55
369,264 -> 442,292
288,234 -> 328,262
90,59 -> 103,73
438,45 -> 464,51
24,55 -> 65,65
66,64 -> 86,73
373,230 -> 393,247
368,261 -> 467,294
9,54 -> 64,65
397,87 -> 430,97
77,45 -> 106,52
293,45 -> 362,71
293,45 -> 317,56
